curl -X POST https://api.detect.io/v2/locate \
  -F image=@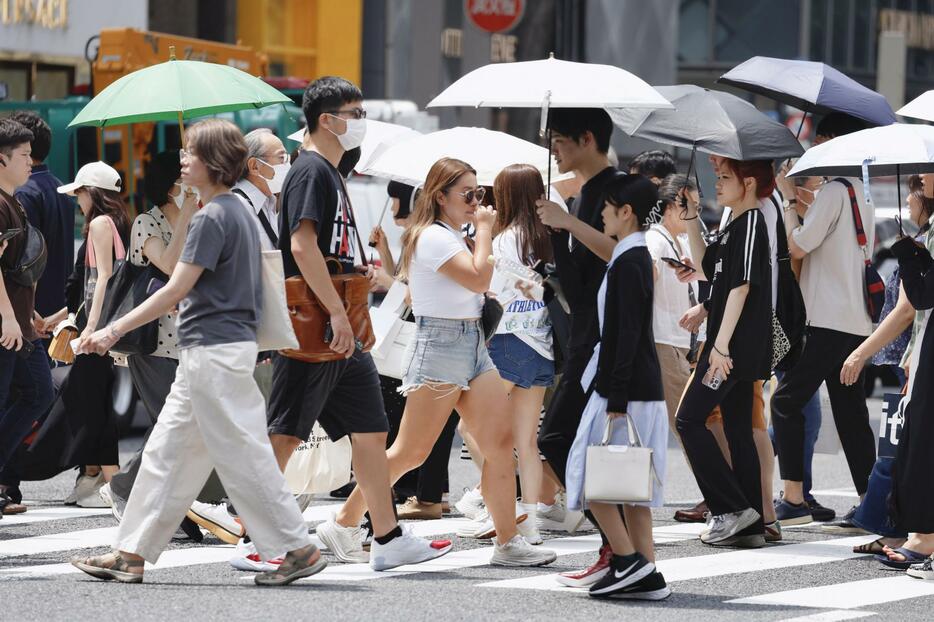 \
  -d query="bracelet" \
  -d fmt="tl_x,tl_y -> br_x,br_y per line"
712,344 -> 731,358
108,323 -> 124,339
